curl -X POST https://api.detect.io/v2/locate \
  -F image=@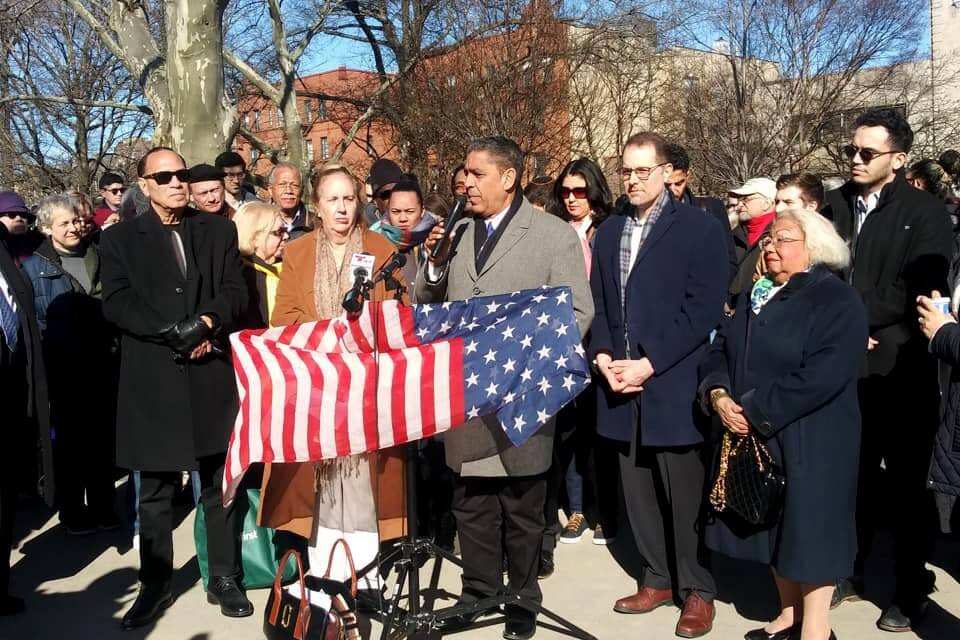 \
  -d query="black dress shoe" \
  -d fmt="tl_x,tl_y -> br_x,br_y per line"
744,622 -> 800,640
0,594 -> 26,616
121,583 -> 174,629
437,601 -> 496,632
206,576 -> 253,618
538,549 -> 555,580
503,605 -> 536,640
830,576 -> 864,609
877,598 -> 929,633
